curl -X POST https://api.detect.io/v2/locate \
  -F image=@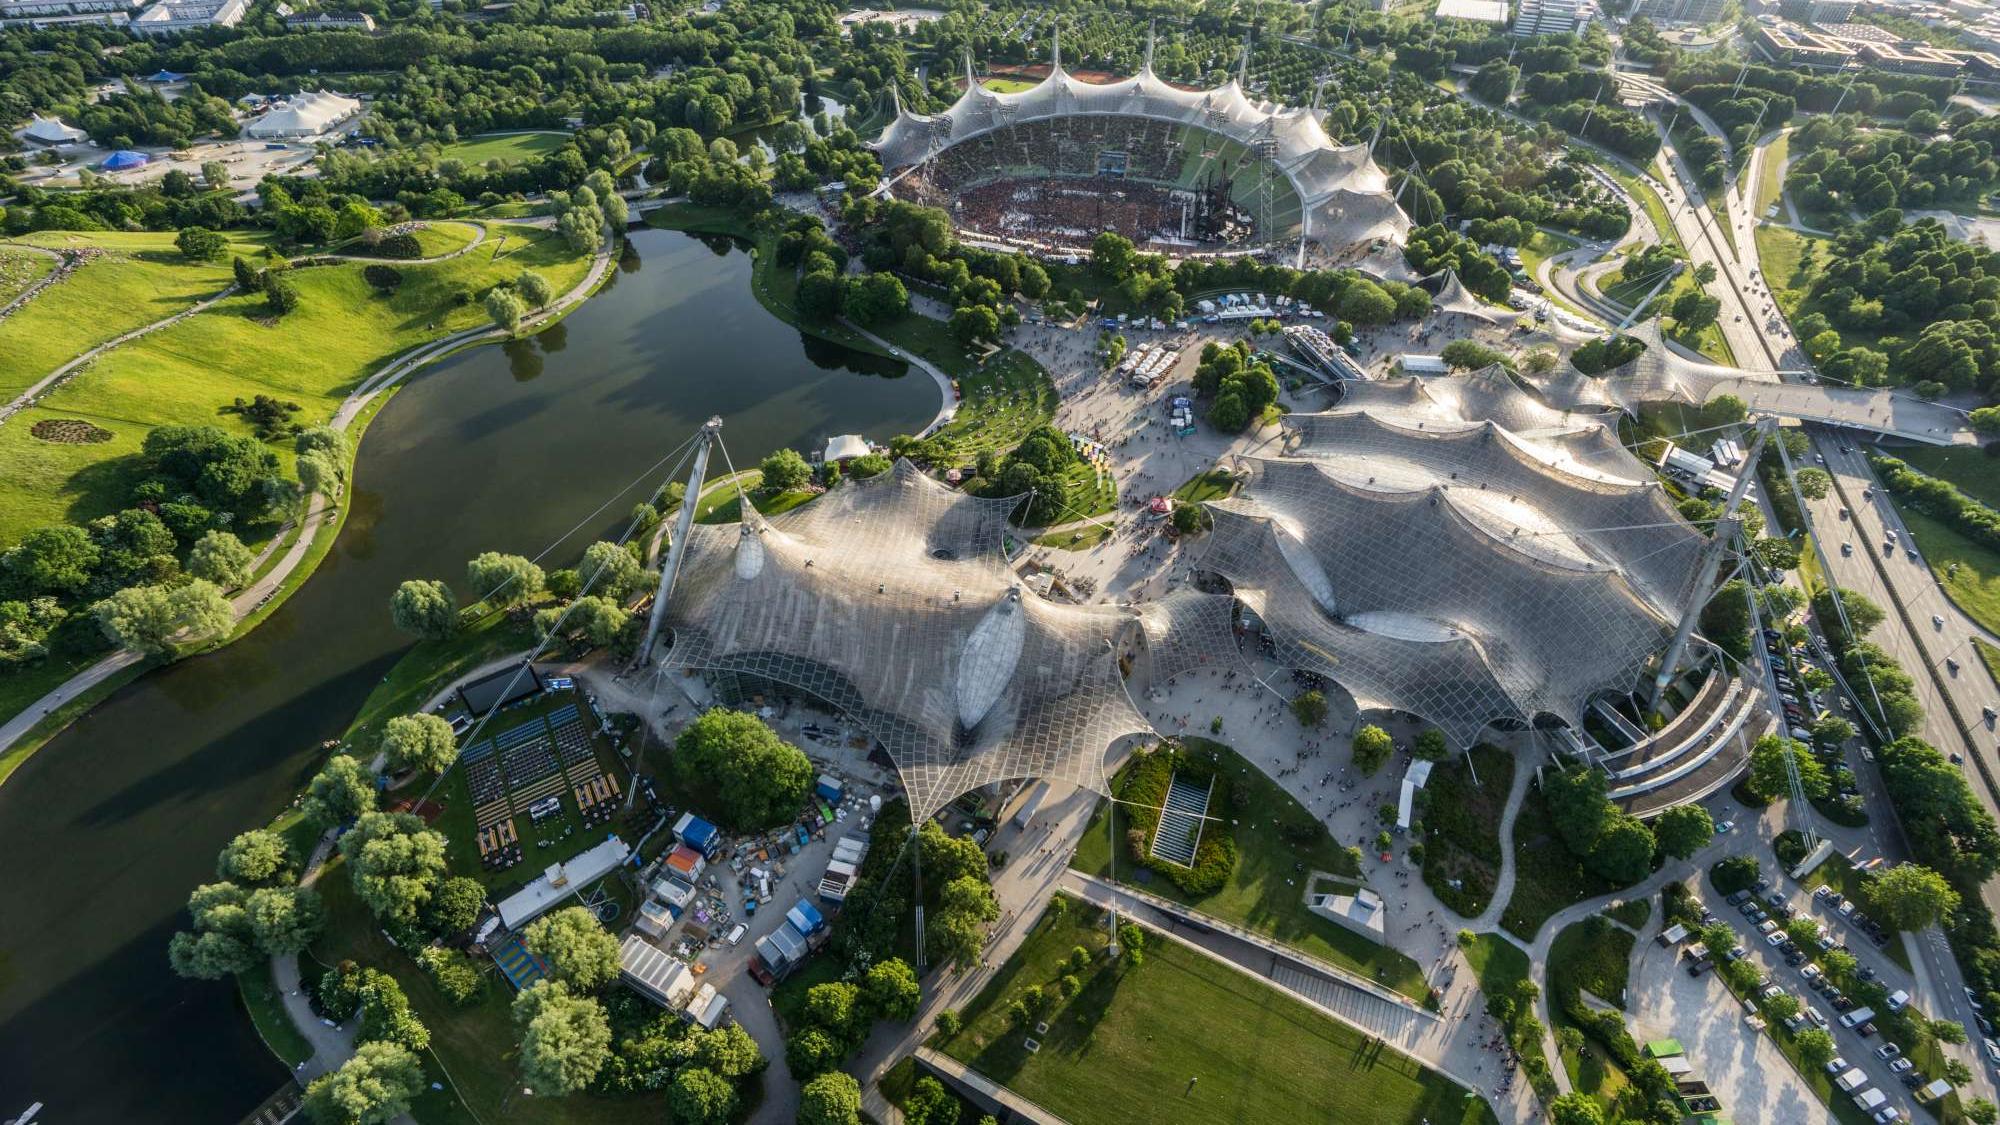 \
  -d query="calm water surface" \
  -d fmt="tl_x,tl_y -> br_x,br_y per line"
0,228 -> 932,1121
